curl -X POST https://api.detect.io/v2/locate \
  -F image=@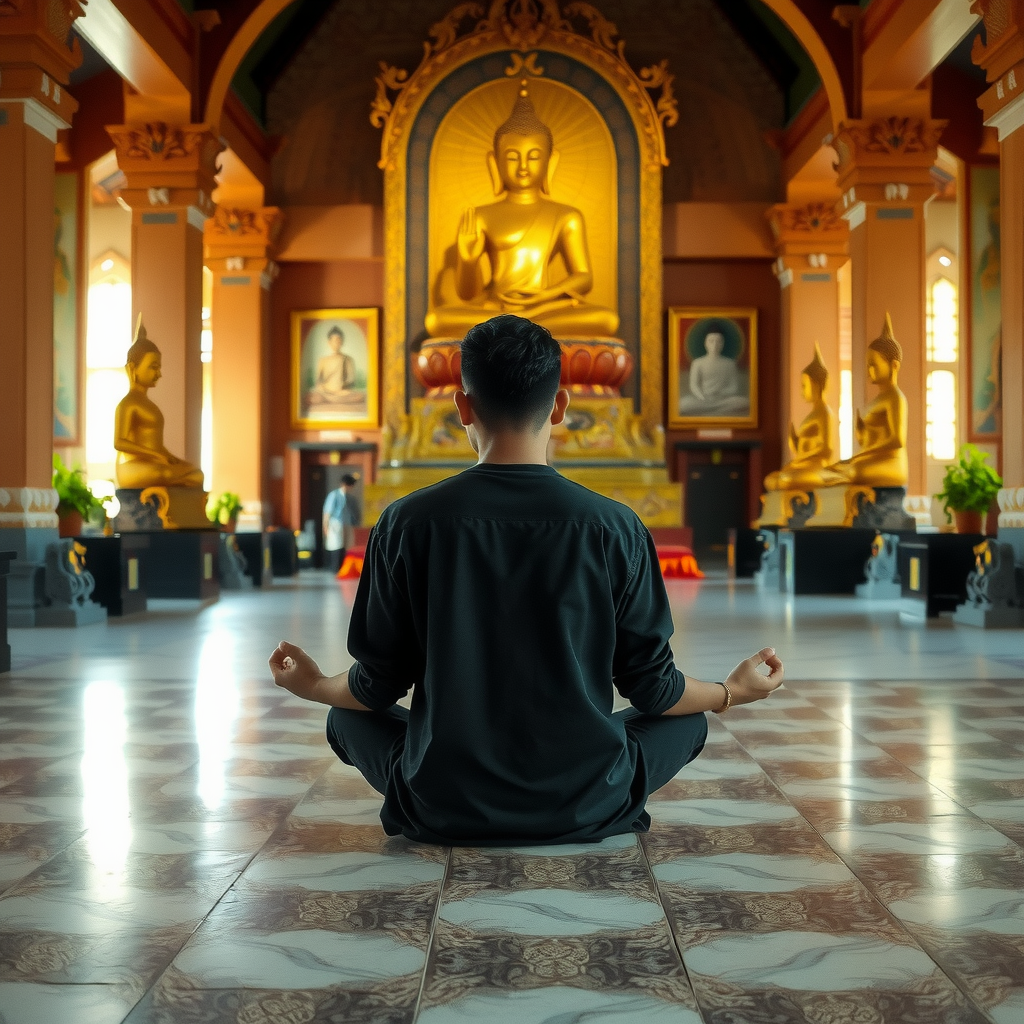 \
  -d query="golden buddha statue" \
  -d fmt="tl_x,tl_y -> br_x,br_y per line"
114,317 -> 204,490
424,82 -> 618,338
822,313 -> 908,489
765,344 -> 834,491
